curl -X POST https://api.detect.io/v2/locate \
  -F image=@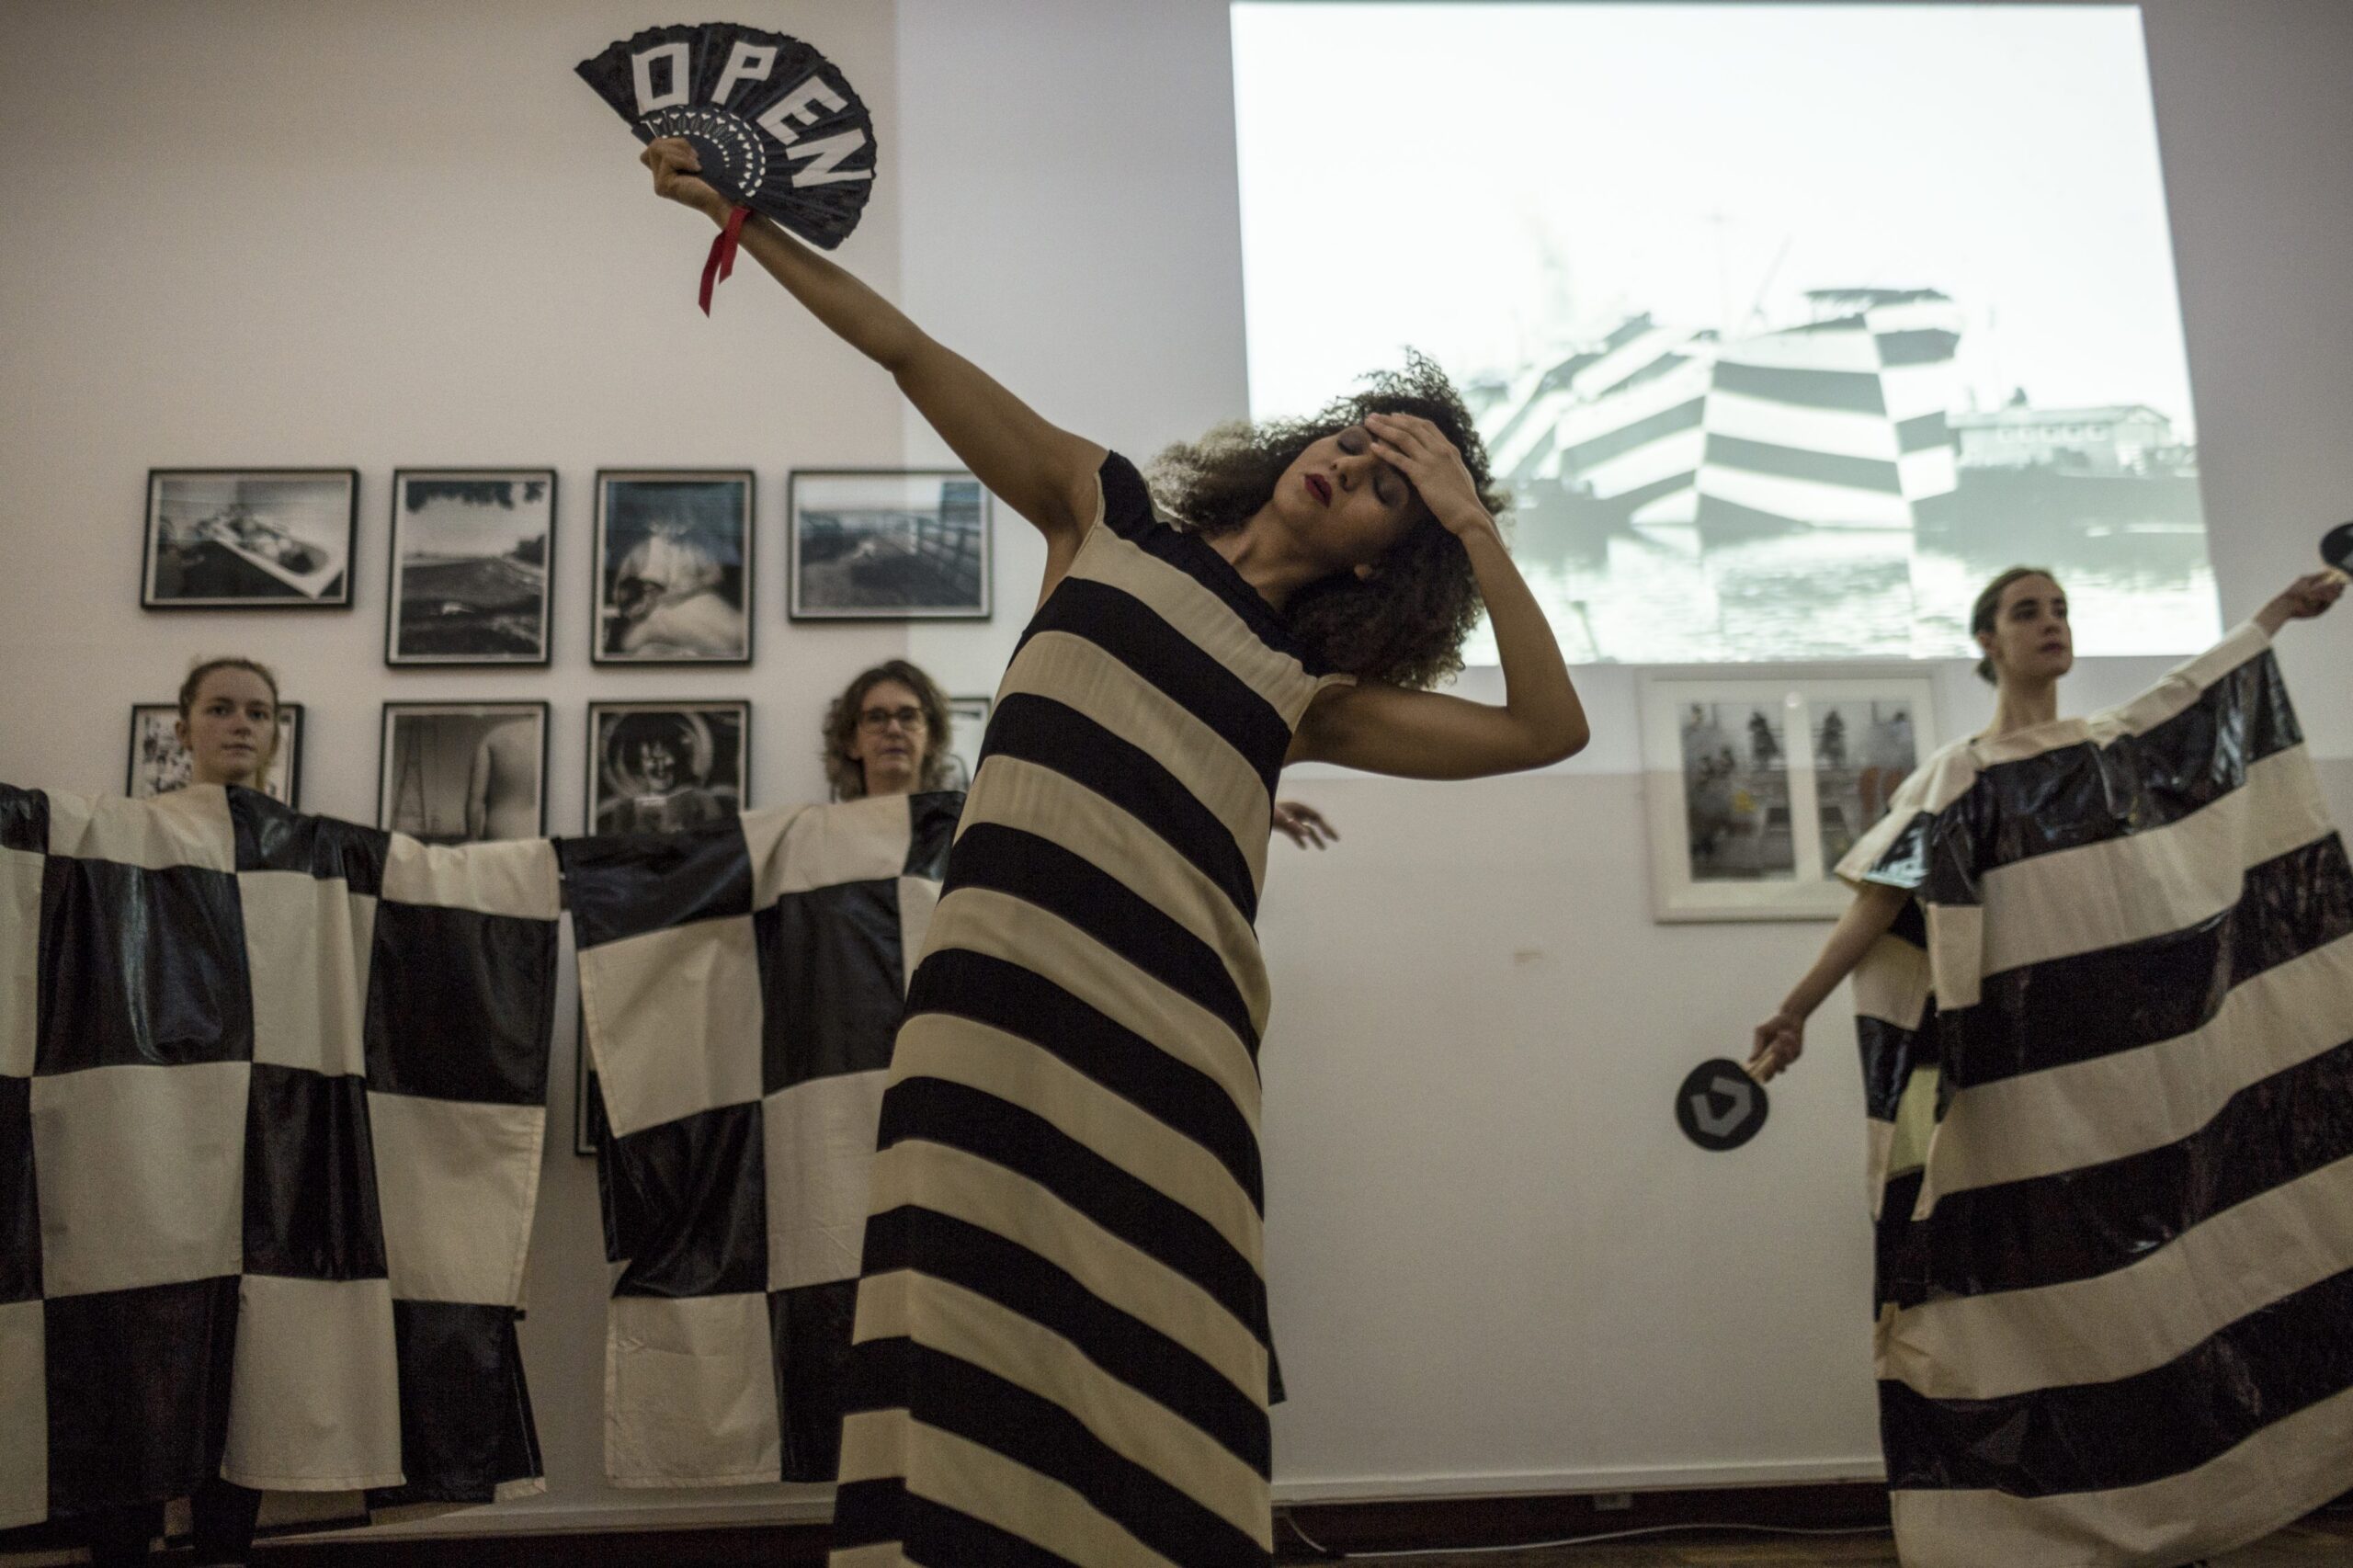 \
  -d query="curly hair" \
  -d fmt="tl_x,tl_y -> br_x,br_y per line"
1148,351 -> 1507,689
821,659 -> 957,801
